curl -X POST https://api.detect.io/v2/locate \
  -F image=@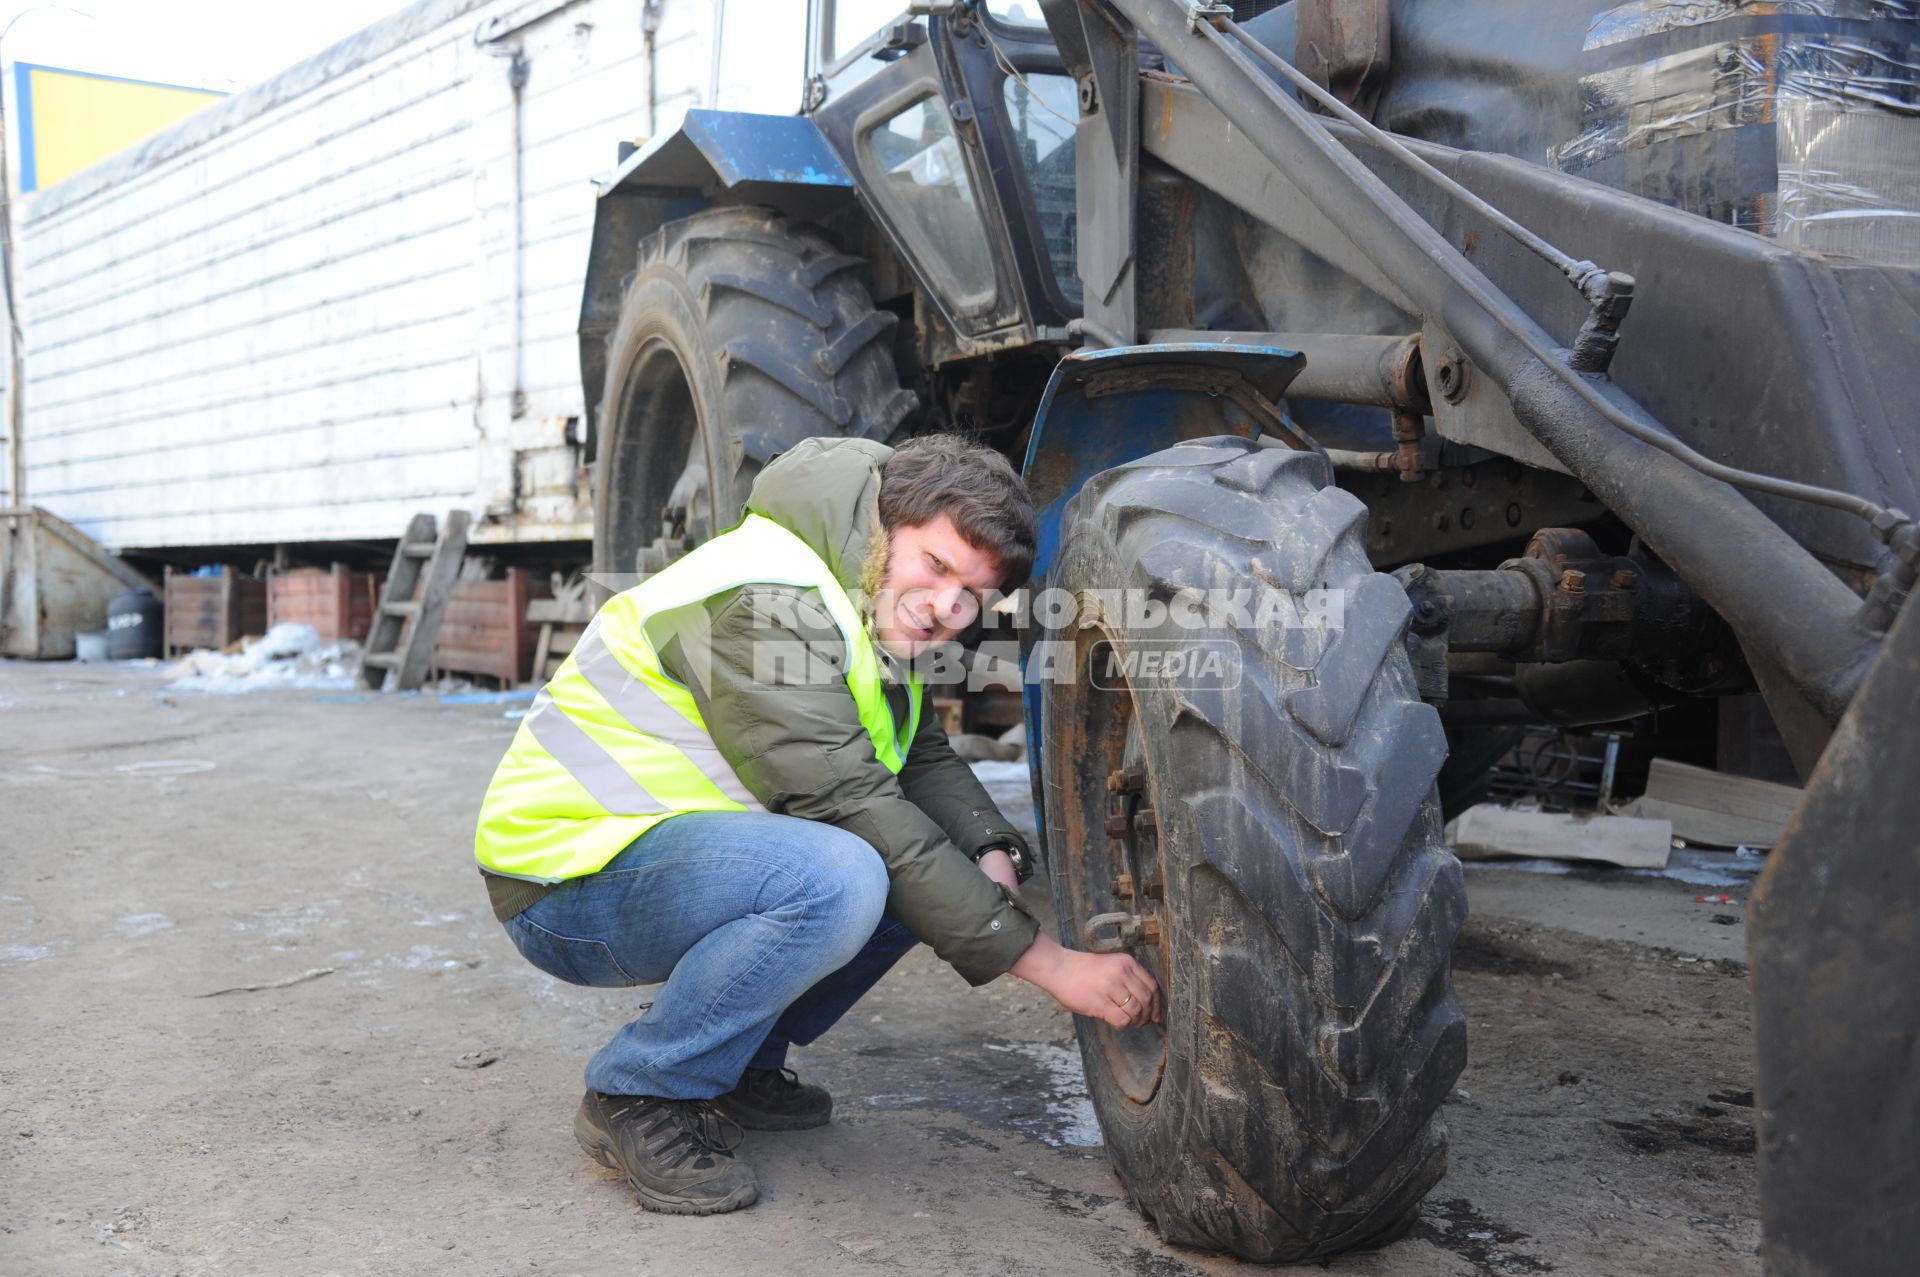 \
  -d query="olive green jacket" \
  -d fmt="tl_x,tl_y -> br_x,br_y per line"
485,436 -> 1040,985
